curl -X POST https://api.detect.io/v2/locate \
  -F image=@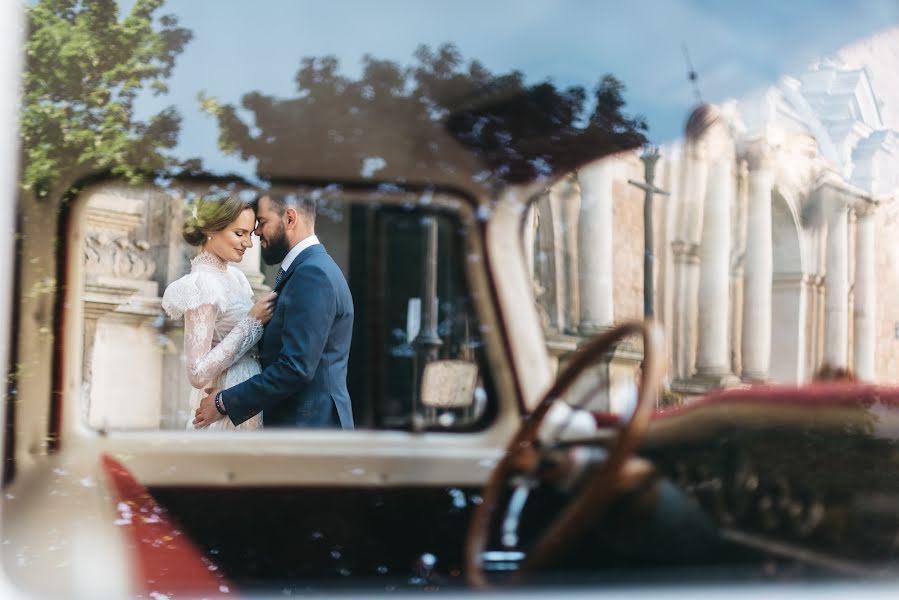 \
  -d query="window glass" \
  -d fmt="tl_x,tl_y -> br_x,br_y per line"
78,185 -> 494,432
10,0 -> 899,595
29,0 -> 897,406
